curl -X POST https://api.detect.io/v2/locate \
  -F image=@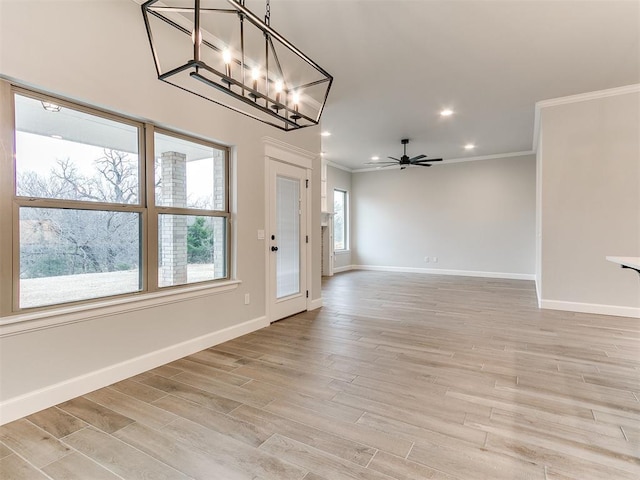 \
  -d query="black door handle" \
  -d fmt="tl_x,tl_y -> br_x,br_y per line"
271,246 -> 278,252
